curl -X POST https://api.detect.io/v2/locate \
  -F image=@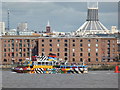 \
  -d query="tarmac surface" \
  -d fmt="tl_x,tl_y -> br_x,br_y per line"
1,71 -> 119,88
